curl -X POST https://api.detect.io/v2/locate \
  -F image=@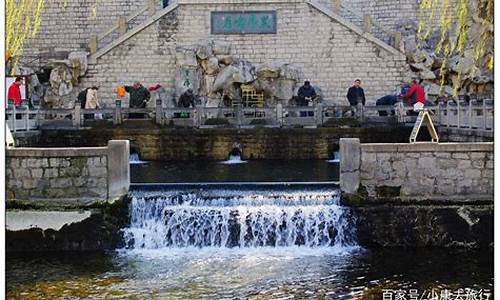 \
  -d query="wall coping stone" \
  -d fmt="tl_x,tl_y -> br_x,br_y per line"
7,147 -> 108,157
361,142 -> 494,153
